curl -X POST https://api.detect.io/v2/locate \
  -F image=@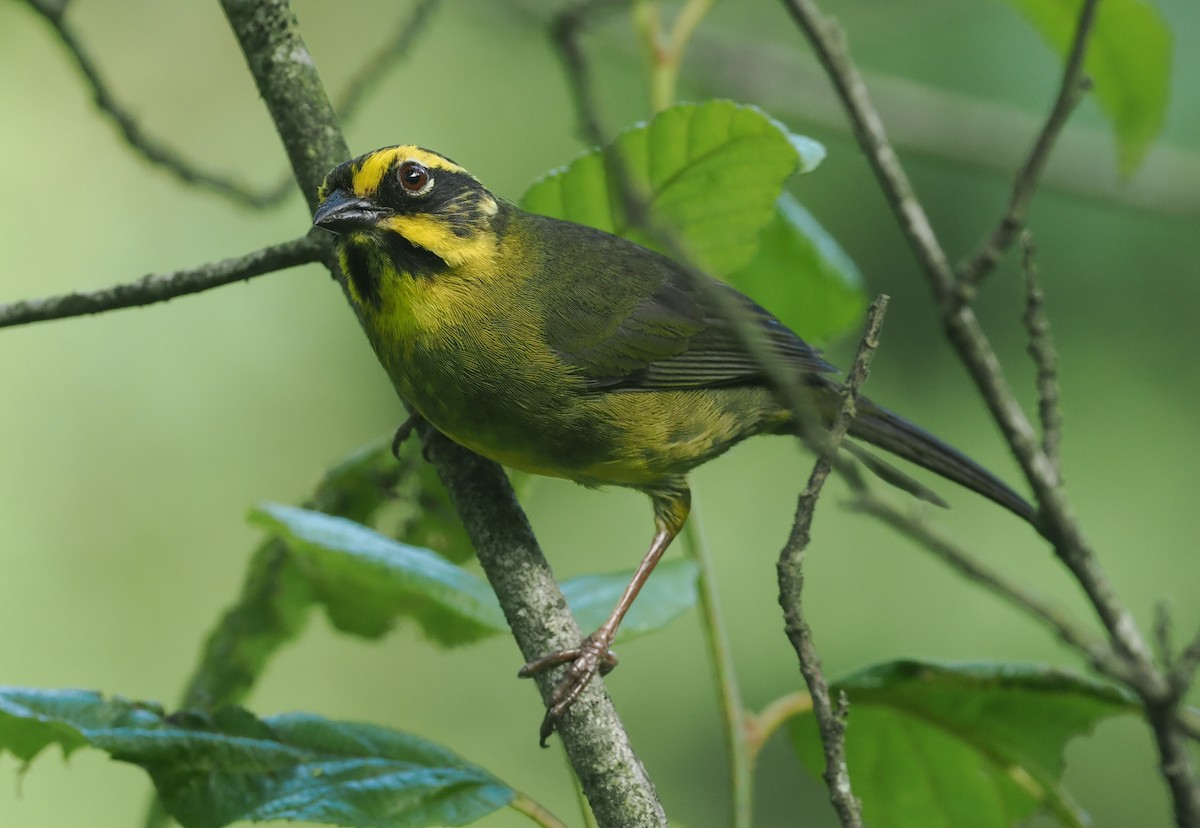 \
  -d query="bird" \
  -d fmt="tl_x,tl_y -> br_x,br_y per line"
312,144 -> 1034,744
